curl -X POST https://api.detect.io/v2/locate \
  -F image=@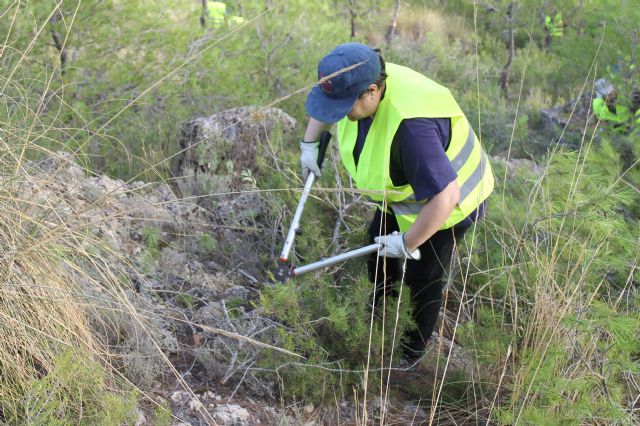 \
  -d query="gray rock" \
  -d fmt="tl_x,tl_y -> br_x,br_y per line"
491,155 -> 542,180
403,402 -> 427,419
134,408 -> 147,426
172,106 -> 296,201
194,302 -> 226,325
213,403 -> 252,425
